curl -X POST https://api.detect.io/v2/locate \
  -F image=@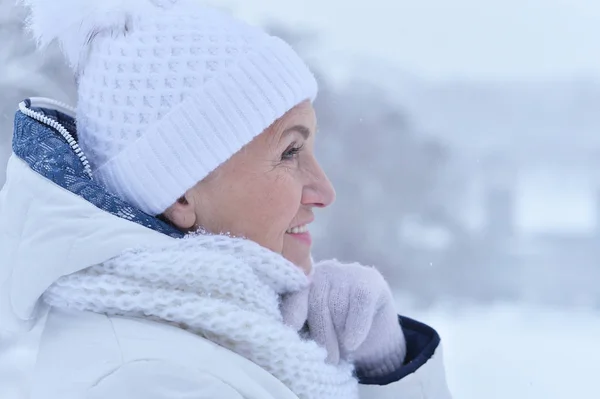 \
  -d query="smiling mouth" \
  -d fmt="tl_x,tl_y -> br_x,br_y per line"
285,224 -> 308,234
285,224 -> 312,245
